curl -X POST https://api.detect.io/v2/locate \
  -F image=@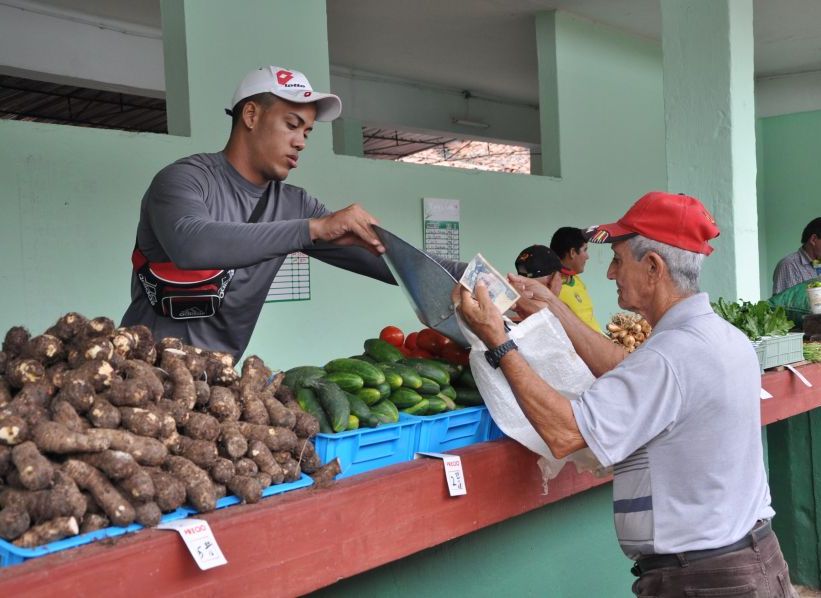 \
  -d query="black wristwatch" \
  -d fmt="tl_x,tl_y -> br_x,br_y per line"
485,339 -> 518,369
